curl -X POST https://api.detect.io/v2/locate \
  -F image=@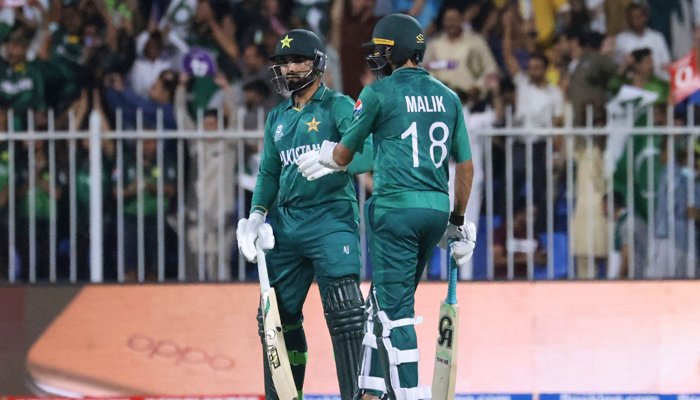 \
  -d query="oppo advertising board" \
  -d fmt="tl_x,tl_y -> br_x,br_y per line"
1,282 -> 700,397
